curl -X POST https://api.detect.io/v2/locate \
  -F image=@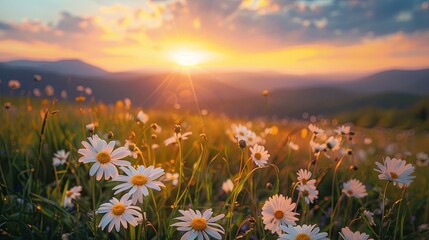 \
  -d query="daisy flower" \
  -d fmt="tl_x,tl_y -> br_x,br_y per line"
310,141 -> 326,154
137,110 -> 149,124
97,195 -> 143,232
53,149 -> 70,167
339,227 -> 373,240
308,124 -> 324,136
278,224 -> 329,240
221,179 -> 234,193
342,179 -> 368,199
416,152 -> 429,167
124,140 -> 138,159
86,123 -> 95,132
325,136 -> 341,151
374,156 -> 415,187
113,165 -> 165,204
334,125 -> 351,135
164,131 -> 193,146
63,186 -> 82,207
262,194 -> 299,234
288,141 -> 299,151
170,208 -> 225,240
362,210 -> 375,226
297,169 -> 316,187
234,124 -> 249,140
78,134 -> 130,181
250,144 -> 270,167
297,184 -> 319,204
164,172 -> 179,186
